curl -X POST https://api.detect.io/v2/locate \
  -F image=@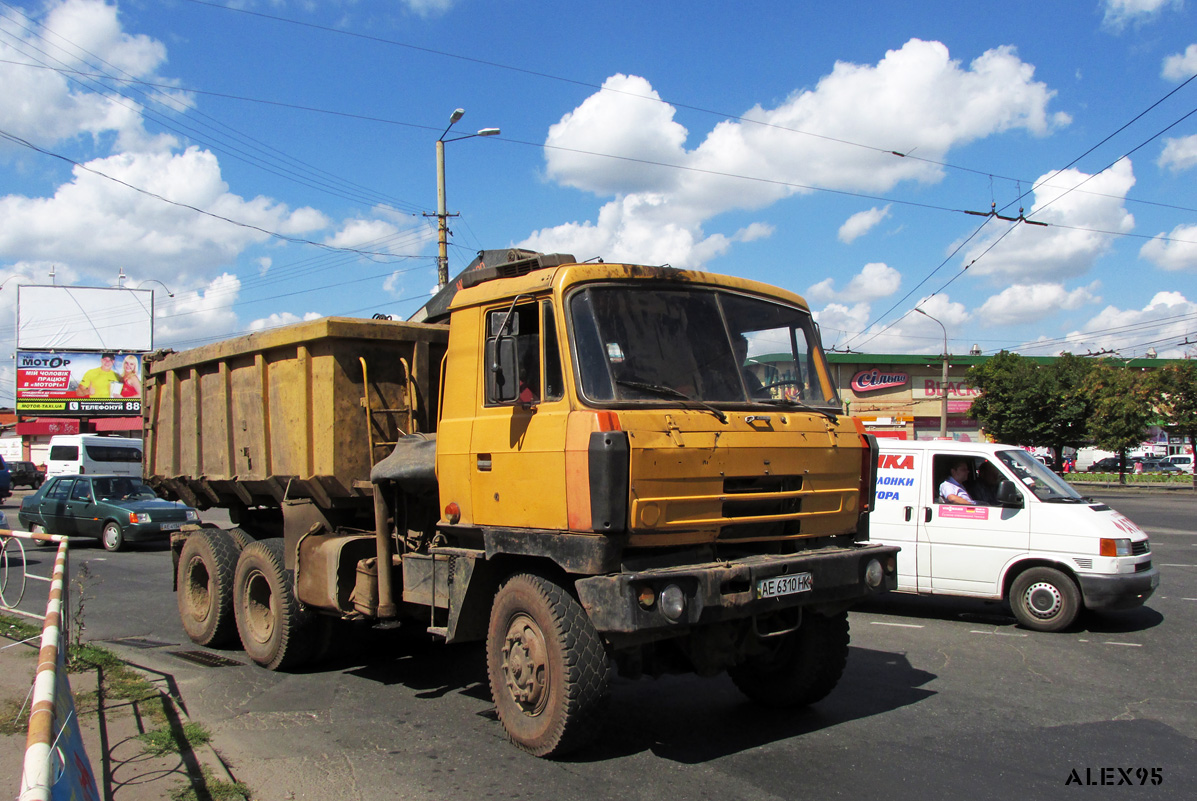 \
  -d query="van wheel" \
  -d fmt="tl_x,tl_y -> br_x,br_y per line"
486,573 -> 611,757
1010,567 -> 1080,632
729,610 -> 850,707
234,538 -> 312,671
178,529 -> 240,647
101,521 -> 125,552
